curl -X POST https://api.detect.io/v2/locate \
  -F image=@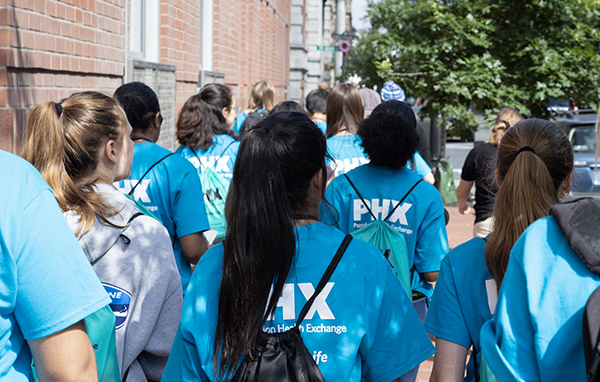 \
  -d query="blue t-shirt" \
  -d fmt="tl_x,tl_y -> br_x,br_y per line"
314,120 -> 327,135
162,222 -> 434,382
0,150 -> 110,382
326,134 -> 369,176
480,216 -> 600,382
425,237 -> 493,382
326,134 -> 431,177
116,142 -> 210,292
232,112 -> 247,134
321,164 -> 448,299
177,134 -> 240,181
